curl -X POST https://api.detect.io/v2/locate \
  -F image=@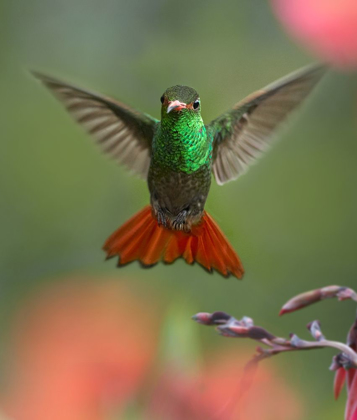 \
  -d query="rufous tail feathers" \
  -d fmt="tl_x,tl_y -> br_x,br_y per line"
103,206 -> 244,279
